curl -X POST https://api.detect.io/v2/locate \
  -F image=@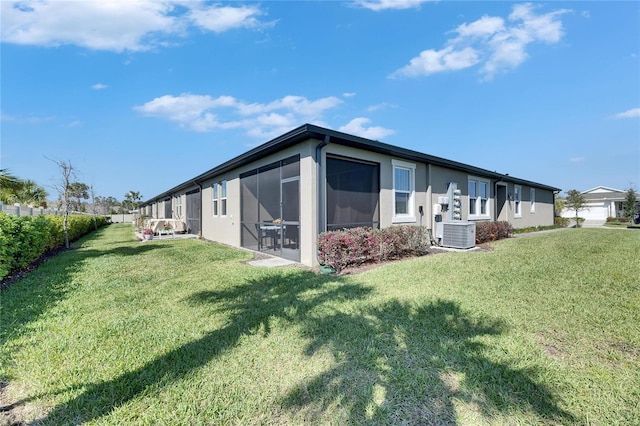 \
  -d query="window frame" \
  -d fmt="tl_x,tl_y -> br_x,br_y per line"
514,185 -> 522,218
212,183 -> 219,216
175,195 -> 182,218
530,188 -> 536,213
468,176 -> 491,220
220,180 -> 227,217
392,159 -> 416,223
